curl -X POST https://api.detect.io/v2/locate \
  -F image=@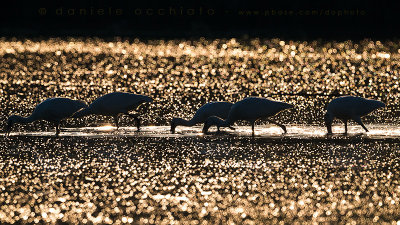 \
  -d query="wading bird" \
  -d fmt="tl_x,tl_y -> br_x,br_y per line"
202,97 -> 293,136
324,96 -> 385,134
73,92 -> 153,130
170,101 -> 234,134
5,98 -> 87,137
